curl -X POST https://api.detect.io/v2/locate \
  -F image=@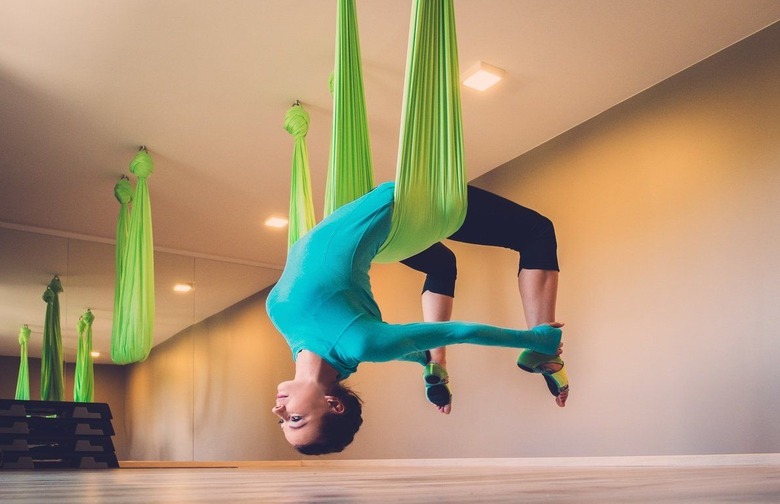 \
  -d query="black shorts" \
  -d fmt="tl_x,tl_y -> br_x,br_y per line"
400,185 -> 559,297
